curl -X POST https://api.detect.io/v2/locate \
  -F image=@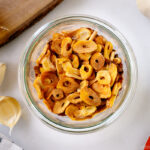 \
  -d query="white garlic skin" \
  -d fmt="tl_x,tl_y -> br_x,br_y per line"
136,0 -> 150,18
0,63 -> 6,86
